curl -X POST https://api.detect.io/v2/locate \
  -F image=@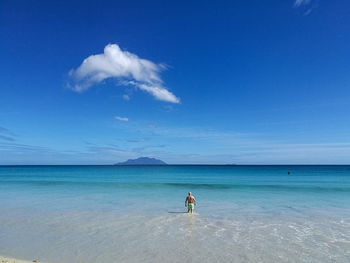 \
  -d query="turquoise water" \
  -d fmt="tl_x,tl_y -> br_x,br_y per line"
0,165 -> 350,262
